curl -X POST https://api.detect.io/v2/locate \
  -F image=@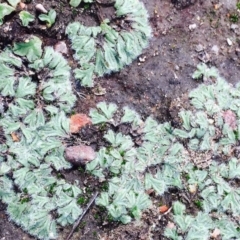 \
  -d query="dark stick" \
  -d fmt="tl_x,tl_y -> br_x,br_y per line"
66,191 -> 99,240
95,3 -> 104,23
